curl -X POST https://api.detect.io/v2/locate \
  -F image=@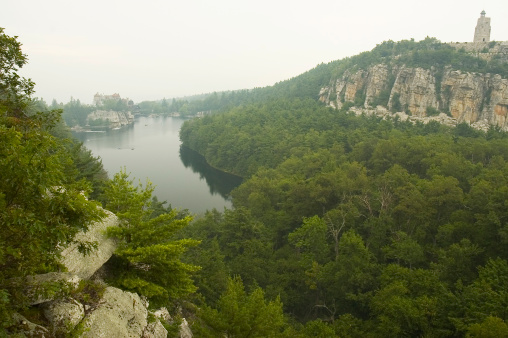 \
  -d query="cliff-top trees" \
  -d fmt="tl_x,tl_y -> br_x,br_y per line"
0,28 -> 105,330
